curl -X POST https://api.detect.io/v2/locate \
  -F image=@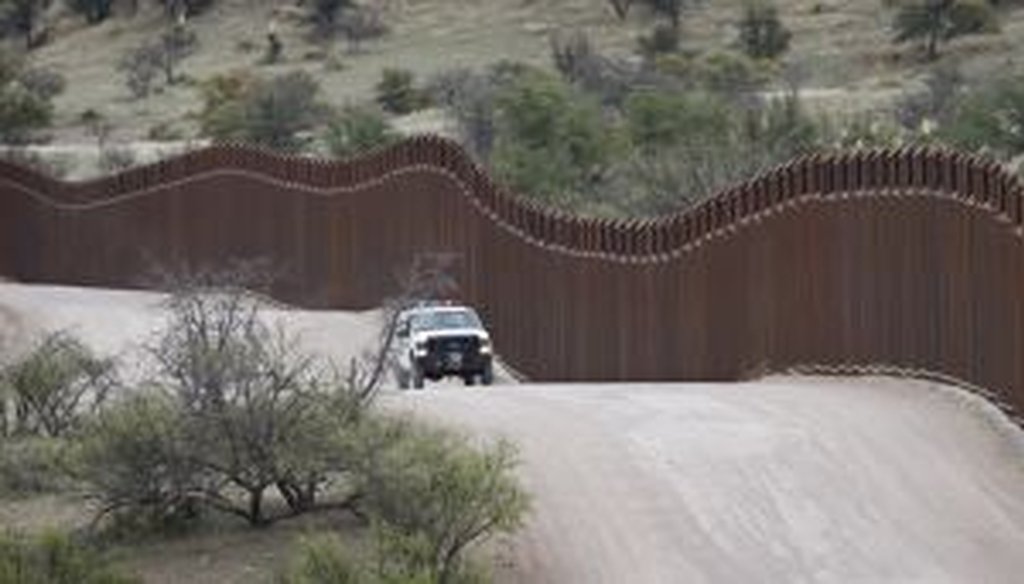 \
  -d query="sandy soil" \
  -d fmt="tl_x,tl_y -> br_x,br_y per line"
2,282 -> 1024,583
396,379 -> 1024,583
